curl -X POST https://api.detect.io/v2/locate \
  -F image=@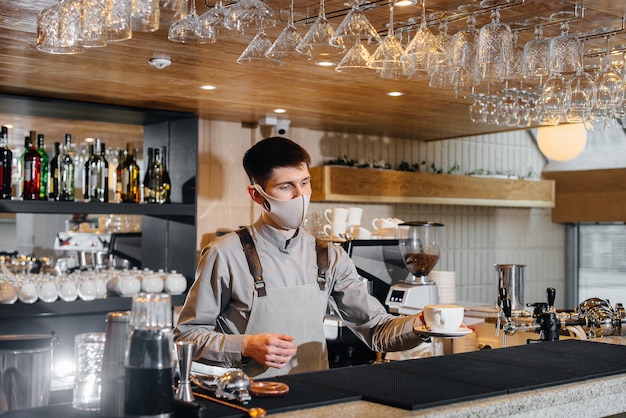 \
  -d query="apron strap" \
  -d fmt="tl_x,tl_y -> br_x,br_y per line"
315,238 -> 329,291
235,228 -> 267,297
236,228 -> 330,295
